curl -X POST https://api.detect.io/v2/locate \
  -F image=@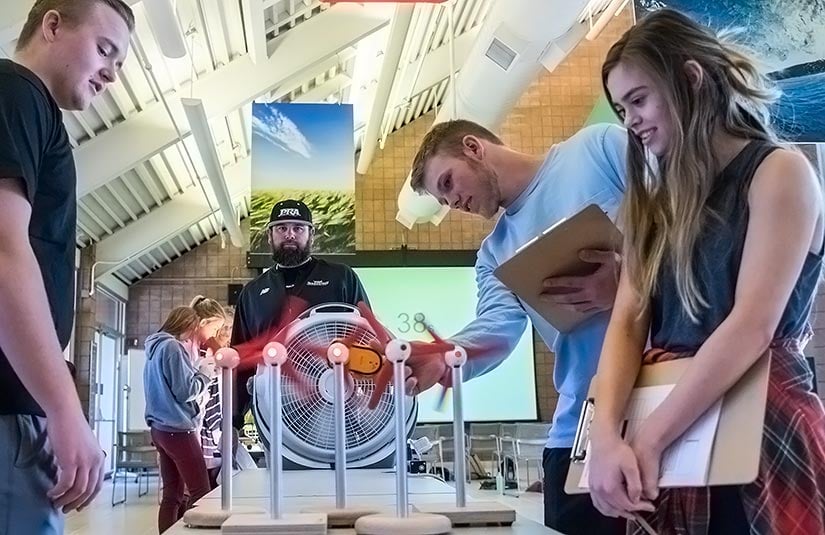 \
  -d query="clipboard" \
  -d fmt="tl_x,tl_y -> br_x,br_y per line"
492,204 -> 623,333
565,351 -> 771,495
